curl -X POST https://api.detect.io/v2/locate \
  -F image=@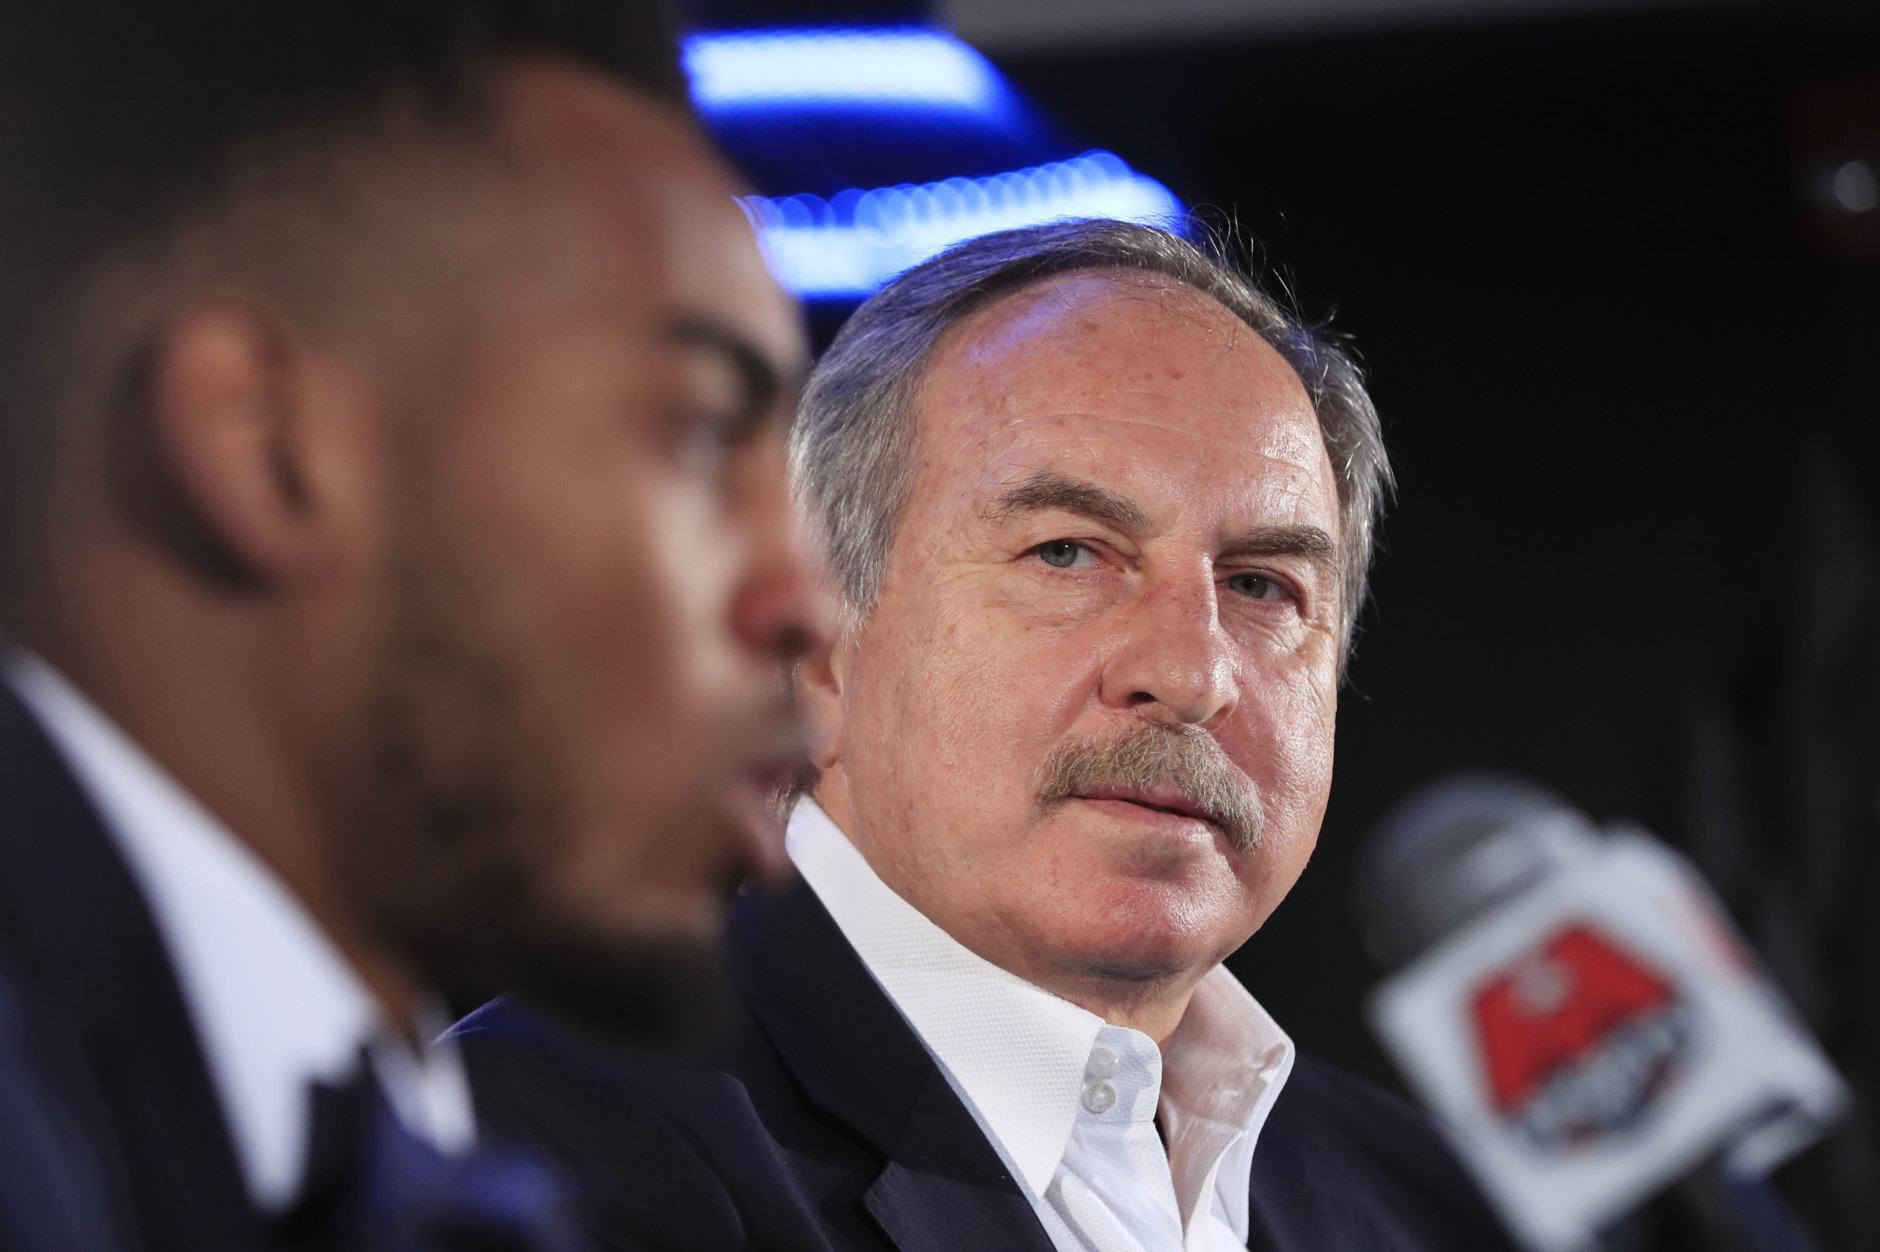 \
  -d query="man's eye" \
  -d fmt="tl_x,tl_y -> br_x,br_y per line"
1033,540 -> 1091,569
1225,572 -> 1286,601
676,410 -> 754,476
